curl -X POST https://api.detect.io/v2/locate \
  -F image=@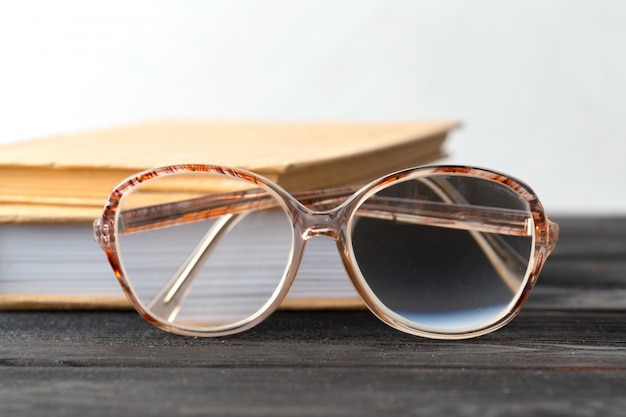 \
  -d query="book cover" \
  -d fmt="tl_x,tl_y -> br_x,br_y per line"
0,120 -> 458,223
